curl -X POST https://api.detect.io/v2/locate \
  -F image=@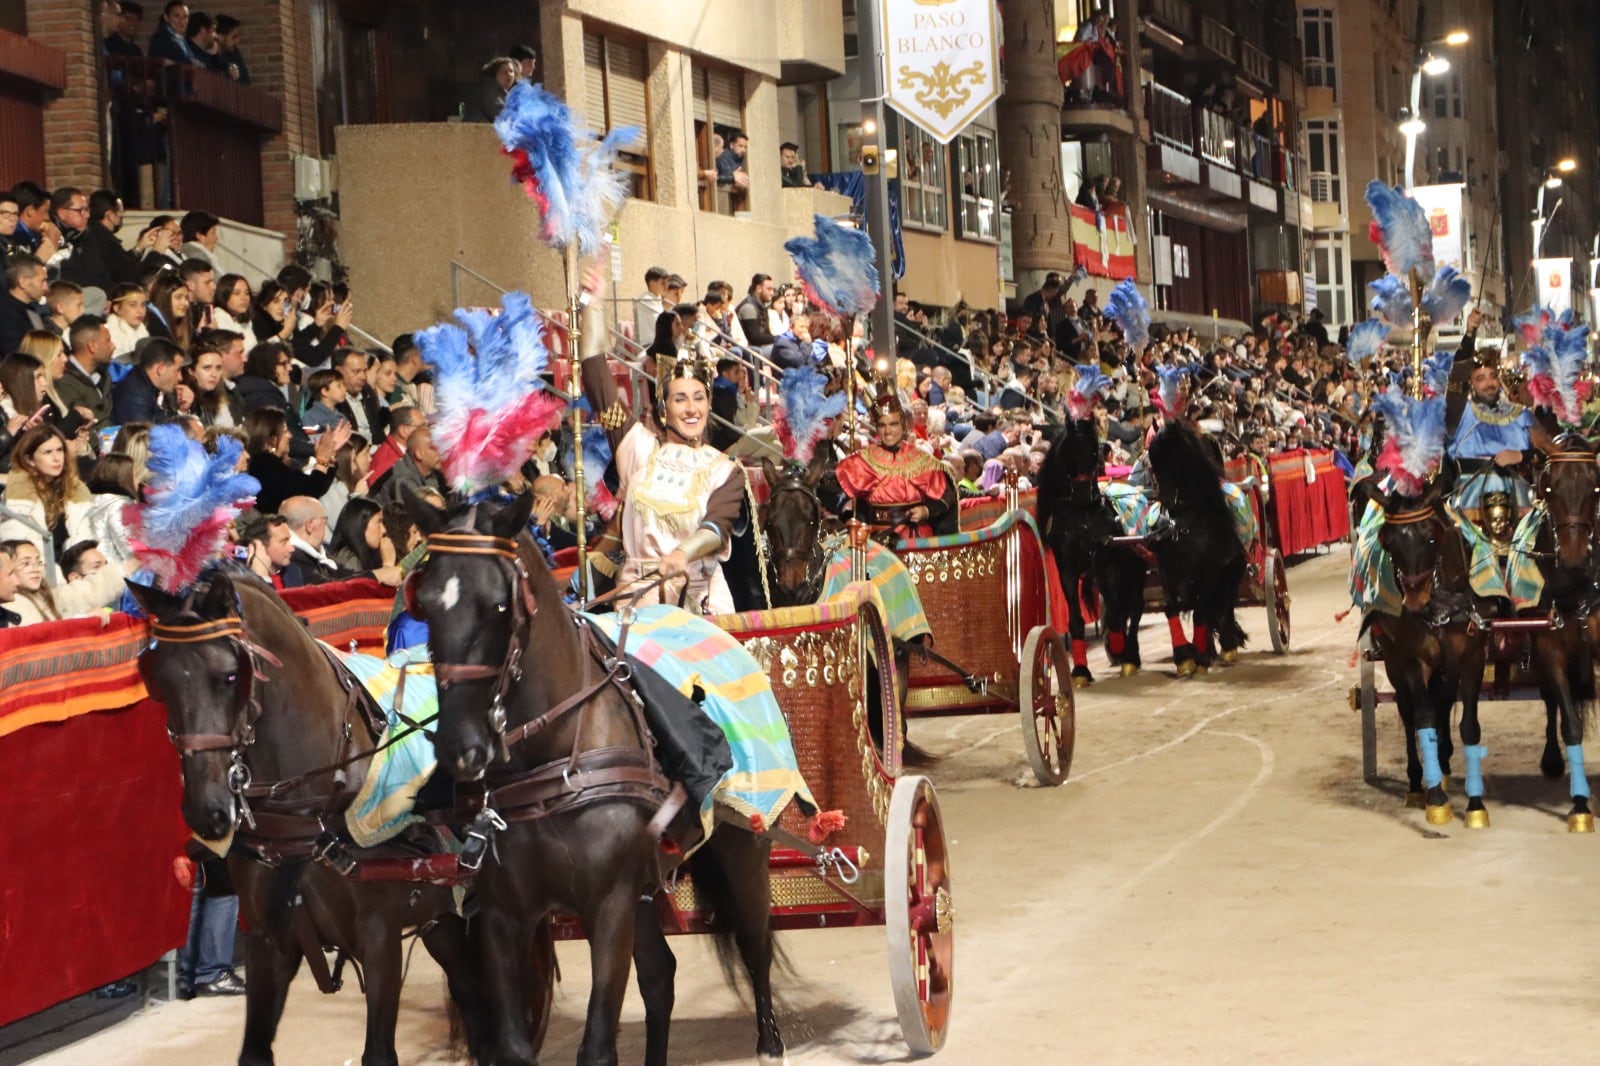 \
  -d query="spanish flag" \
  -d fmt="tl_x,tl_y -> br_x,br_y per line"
1069,203 -> 1136,280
